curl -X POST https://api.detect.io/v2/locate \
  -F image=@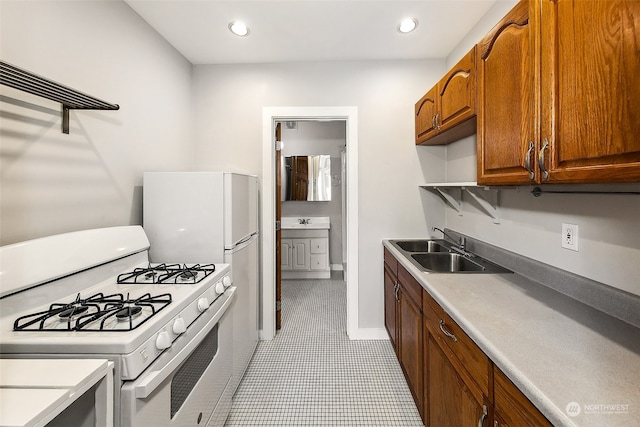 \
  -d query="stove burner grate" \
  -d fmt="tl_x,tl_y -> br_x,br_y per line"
117,263 -> 216,285
14,292 -> 172,332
